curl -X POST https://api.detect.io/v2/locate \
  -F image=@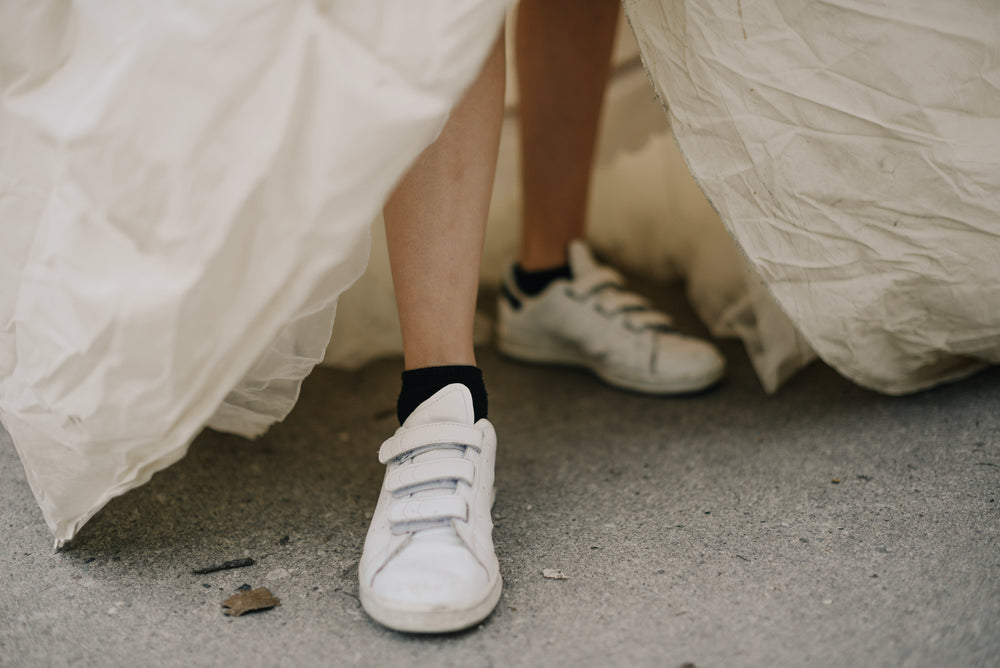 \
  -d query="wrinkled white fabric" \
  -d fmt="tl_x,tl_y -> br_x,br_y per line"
0,0 -> 506,543
622,0 -> 1000,393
